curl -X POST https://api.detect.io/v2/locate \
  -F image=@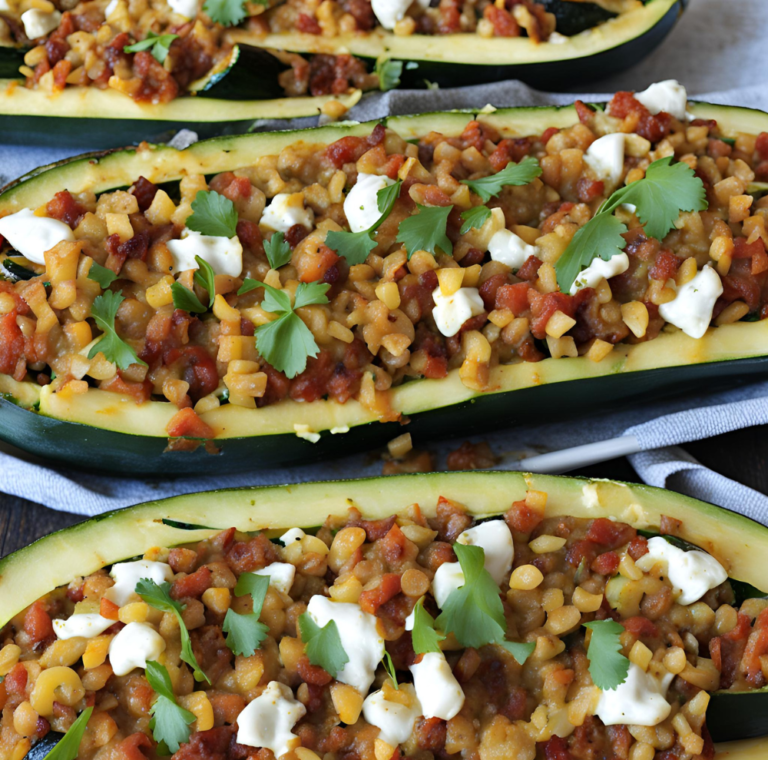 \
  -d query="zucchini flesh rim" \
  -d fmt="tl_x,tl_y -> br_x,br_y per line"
0,472 -> 767,756
0,101 -> 767,441
227,0 -> 679,65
